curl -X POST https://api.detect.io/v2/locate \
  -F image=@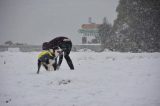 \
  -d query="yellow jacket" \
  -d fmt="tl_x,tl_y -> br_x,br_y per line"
38,50 -> 54,59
